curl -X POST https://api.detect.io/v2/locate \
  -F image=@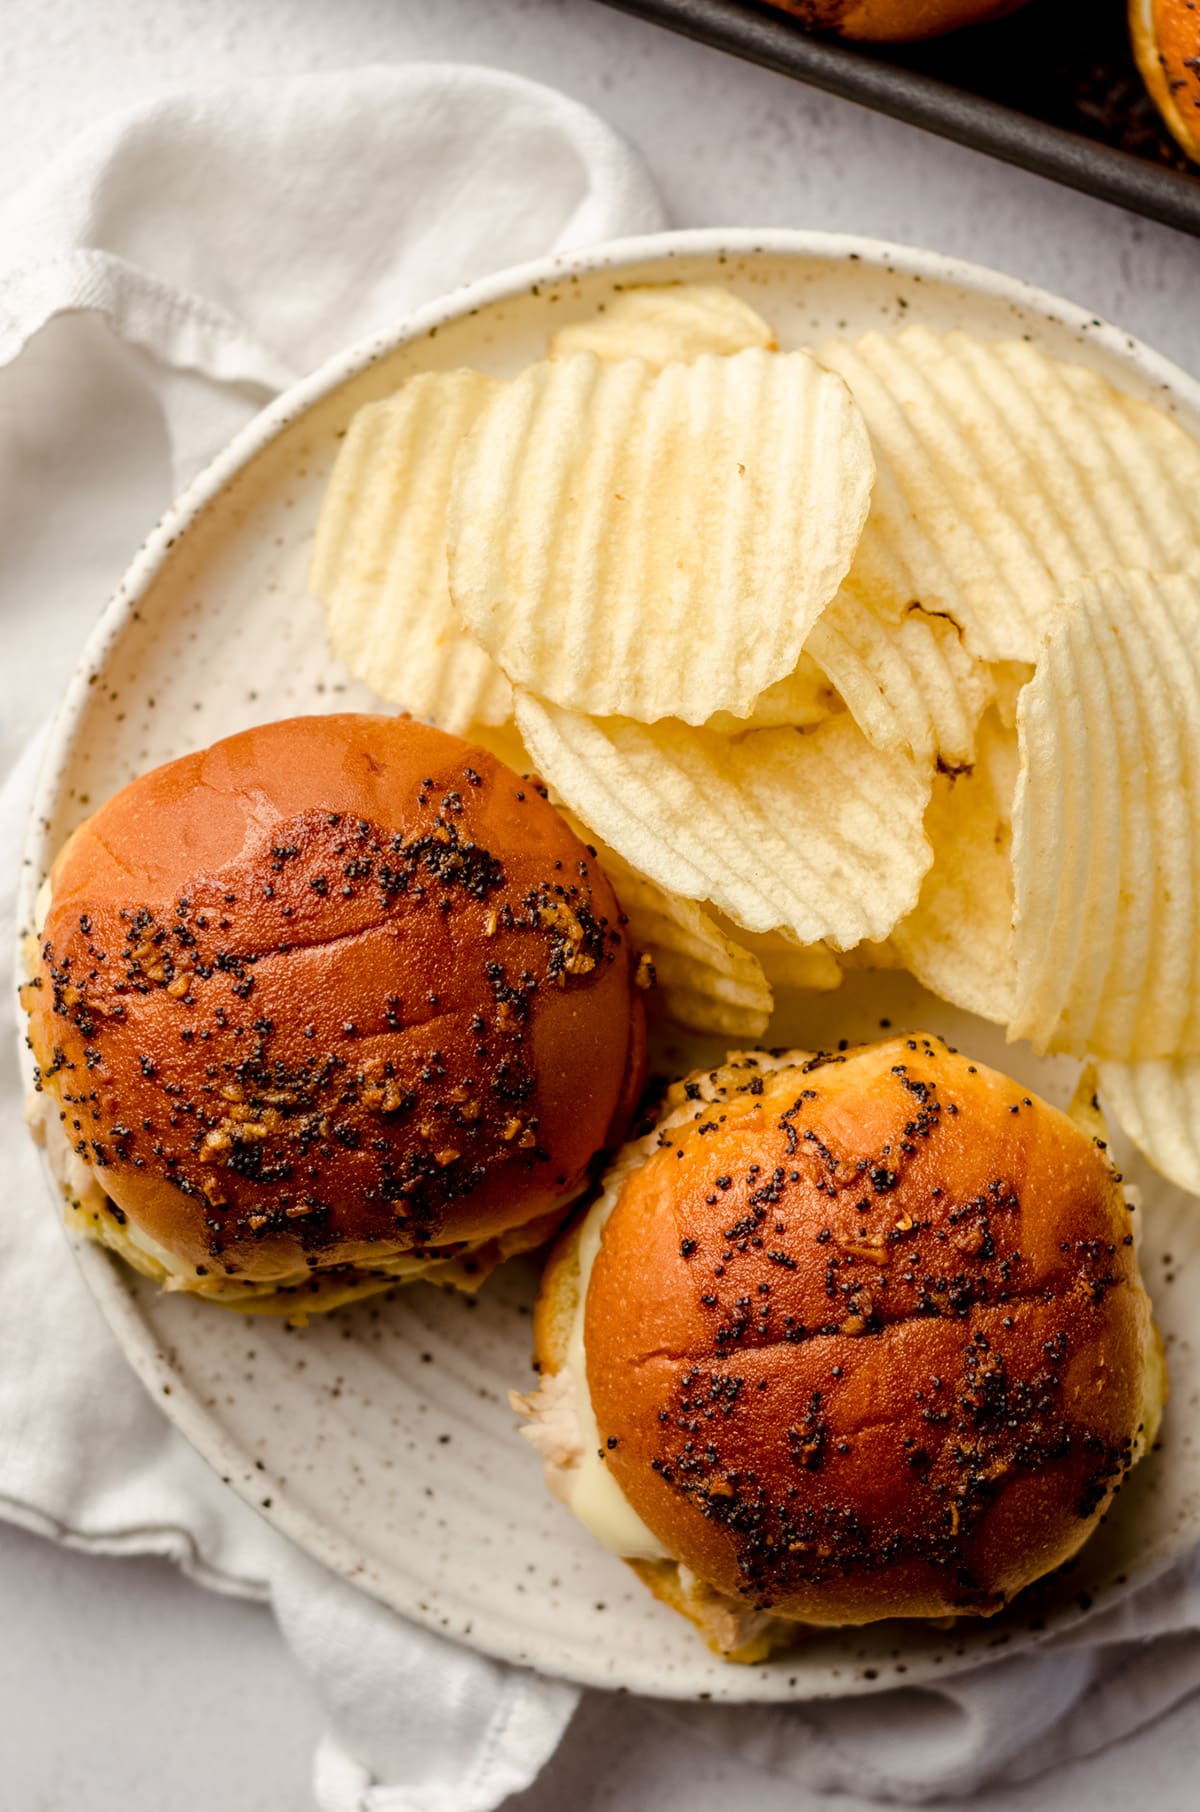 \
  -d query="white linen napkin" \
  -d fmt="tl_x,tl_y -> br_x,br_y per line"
2,61 -> 1198,1812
